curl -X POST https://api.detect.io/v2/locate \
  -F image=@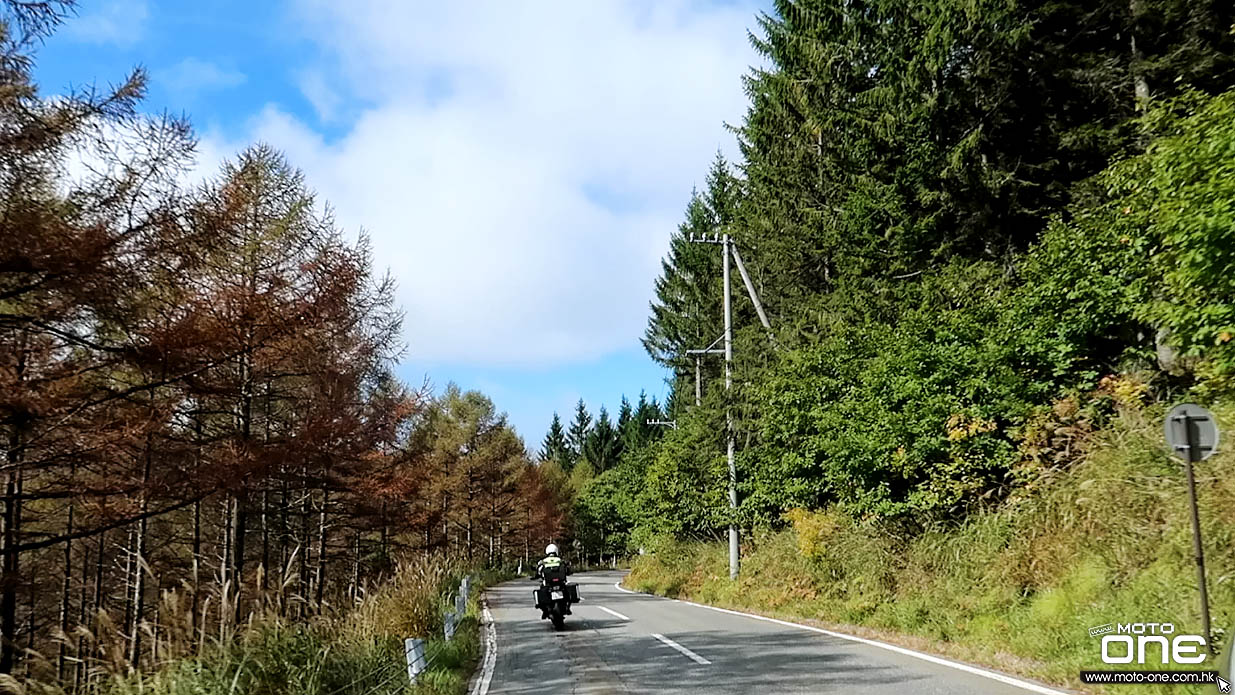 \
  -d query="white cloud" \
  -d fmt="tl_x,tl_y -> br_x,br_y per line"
297,70 -> 343,123
212,0 -> 762,368
64,0 -> 149,47
156,58 -> 246,98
